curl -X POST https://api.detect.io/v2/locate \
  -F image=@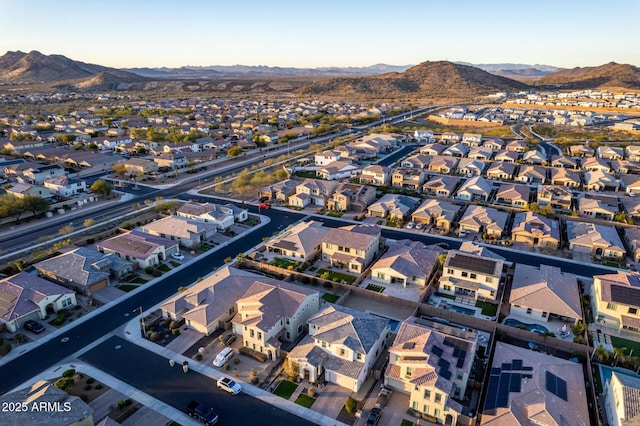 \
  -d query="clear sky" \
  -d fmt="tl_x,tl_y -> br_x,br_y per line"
1,0 -> 638,69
